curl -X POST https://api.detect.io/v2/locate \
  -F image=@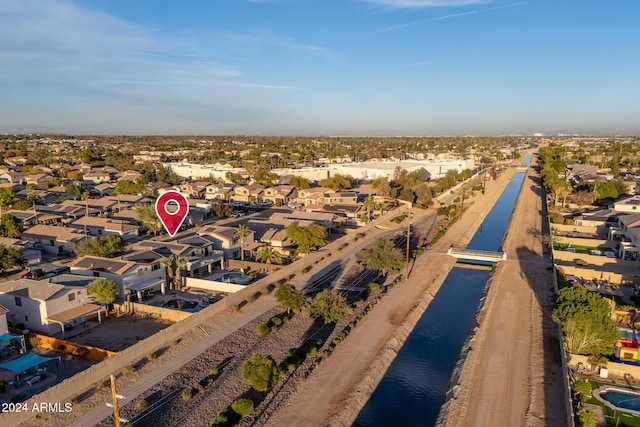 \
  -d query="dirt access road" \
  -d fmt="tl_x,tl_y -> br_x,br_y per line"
267,163 -> 568,427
